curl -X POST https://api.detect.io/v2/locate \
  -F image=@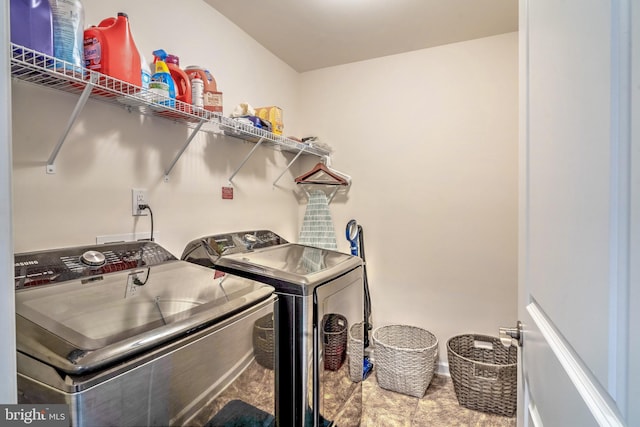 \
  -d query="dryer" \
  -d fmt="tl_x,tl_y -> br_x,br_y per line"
182,230 -> 364,427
